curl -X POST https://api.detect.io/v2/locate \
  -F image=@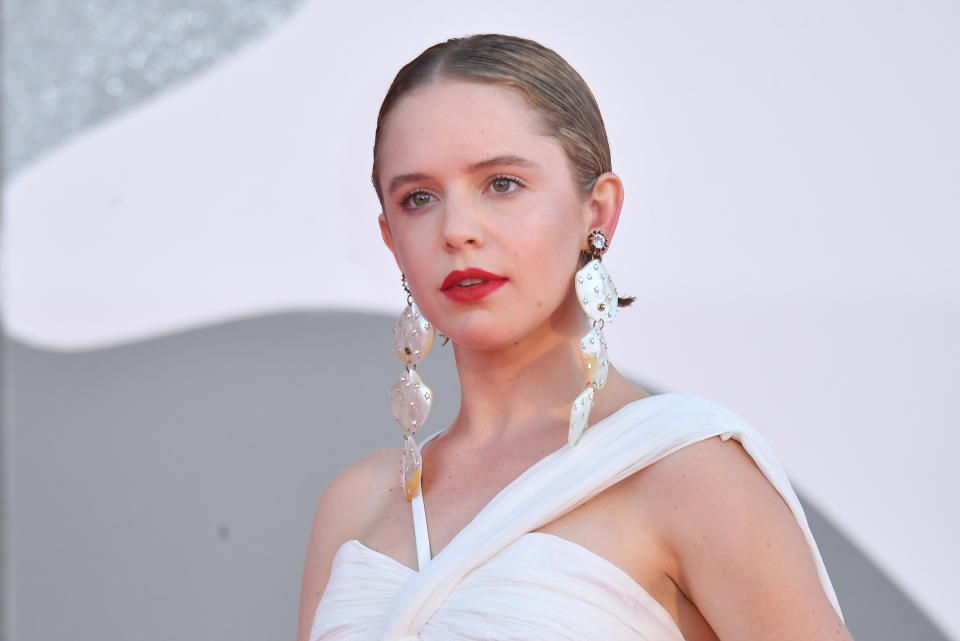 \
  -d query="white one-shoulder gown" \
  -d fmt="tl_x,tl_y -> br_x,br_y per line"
310,392 -> 843,640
